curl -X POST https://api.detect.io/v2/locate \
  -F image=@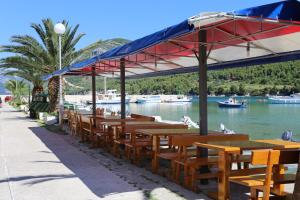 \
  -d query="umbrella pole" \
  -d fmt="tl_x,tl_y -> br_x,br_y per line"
120,58 -> 126,119
92,66 -> 97,126
198,29 -> 209,184
198,29 -> 208,136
